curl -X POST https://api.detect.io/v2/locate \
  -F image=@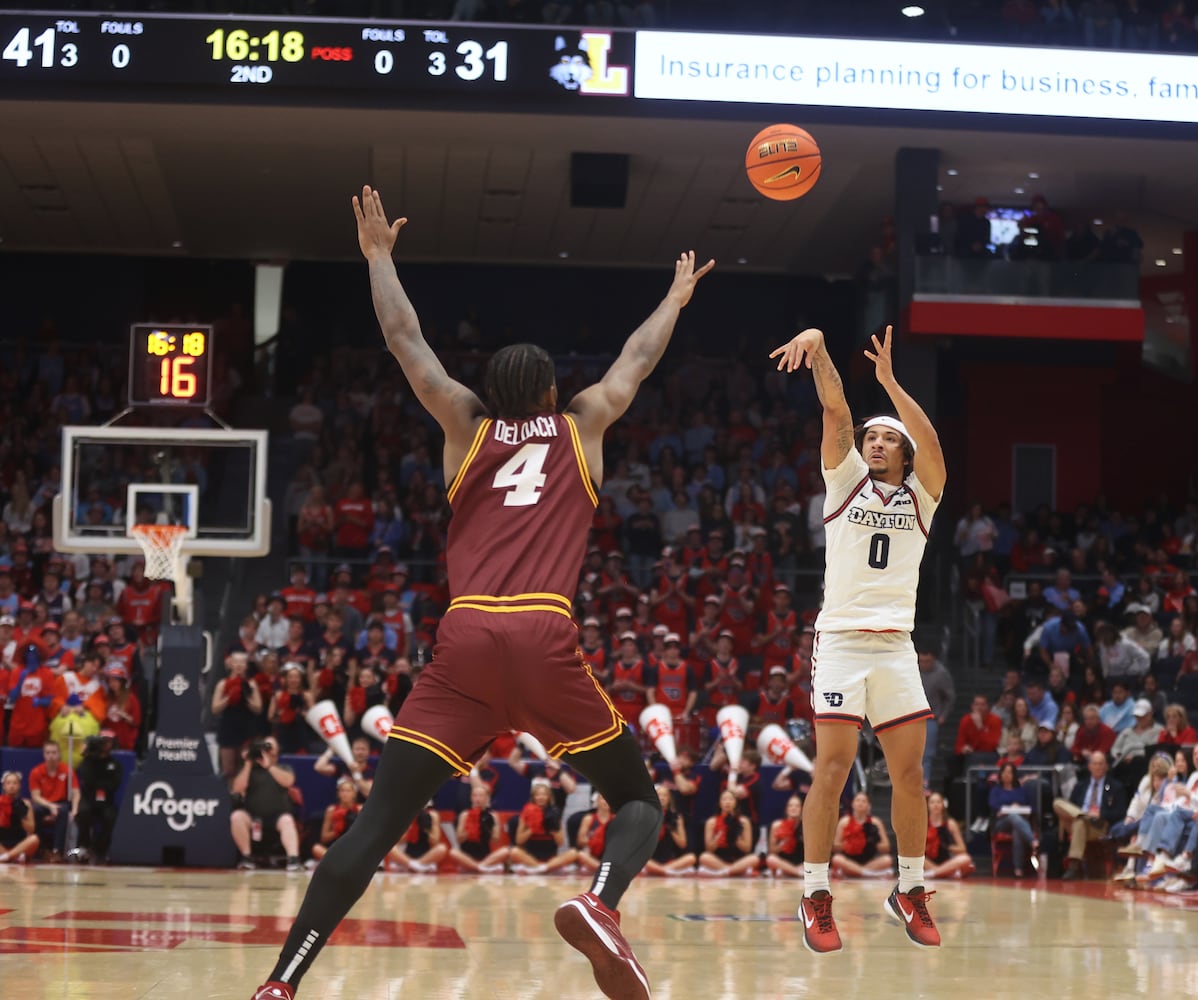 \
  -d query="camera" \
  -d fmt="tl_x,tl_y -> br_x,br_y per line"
246,738 -> 271,763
